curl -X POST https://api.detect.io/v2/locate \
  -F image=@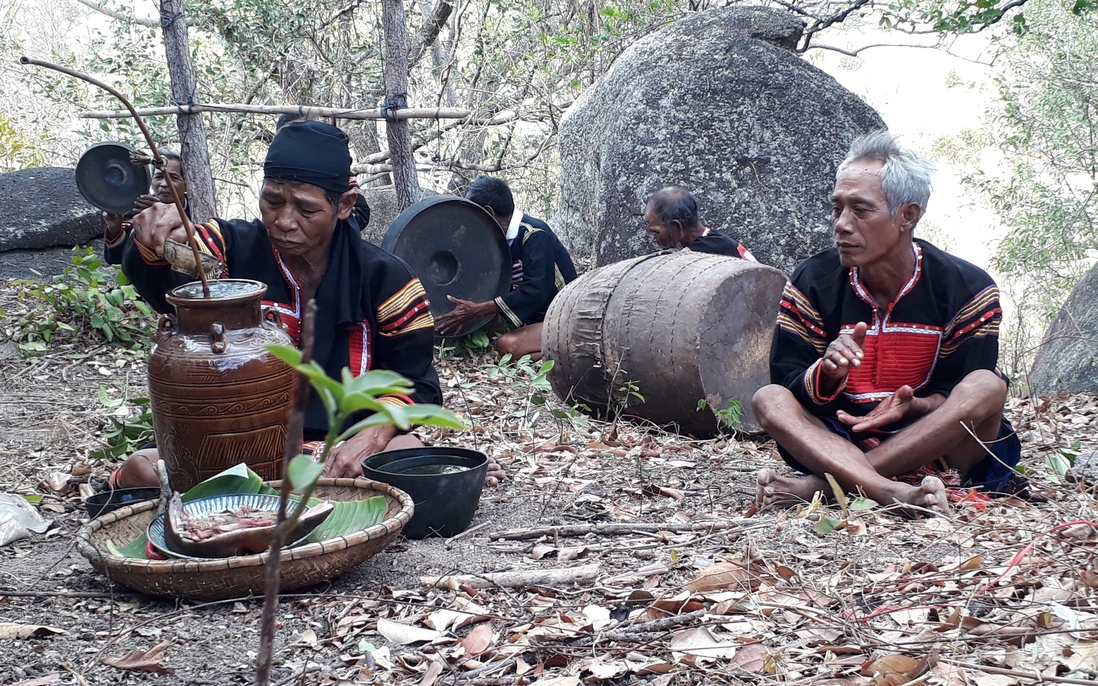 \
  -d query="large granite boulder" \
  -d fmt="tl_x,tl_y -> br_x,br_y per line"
1029,261 -> 1098,395
0,167 -> 103,251
359,186 -> 440,246
554,6 -> 885,274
